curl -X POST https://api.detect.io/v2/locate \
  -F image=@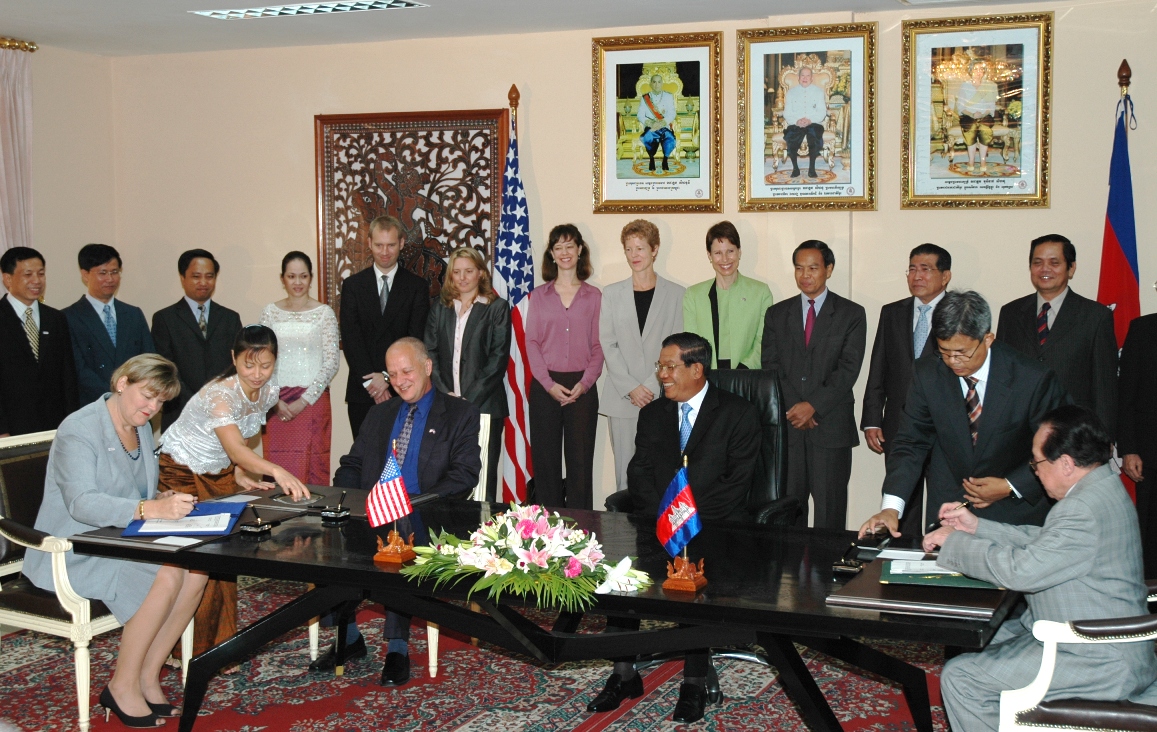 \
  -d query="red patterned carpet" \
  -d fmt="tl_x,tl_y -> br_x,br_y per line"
0,578 -> 949,731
